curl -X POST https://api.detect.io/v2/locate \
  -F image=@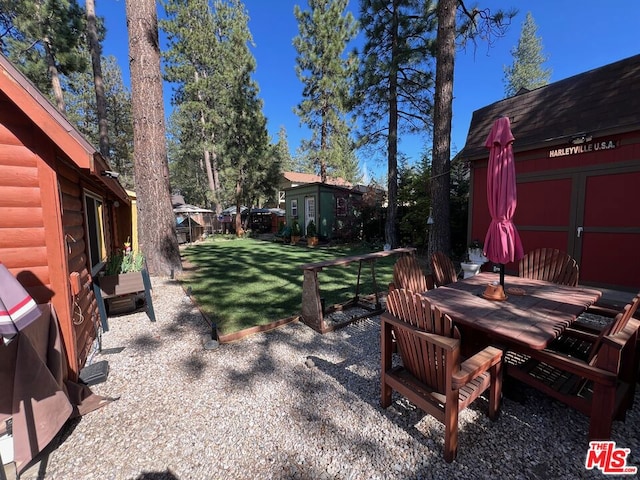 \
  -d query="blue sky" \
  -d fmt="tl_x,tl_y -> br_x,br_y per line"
97,0 -> 640,180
